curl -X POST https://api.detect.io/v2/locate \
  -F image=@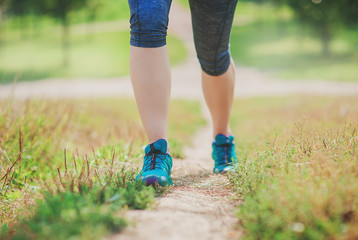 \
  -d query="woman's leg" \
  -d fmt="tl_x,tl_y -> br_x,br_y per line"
188,0 -> 238,138
128,0 -> 172,144
189,0 -> 238,173
129,0 -> 174,186
130,46 -> 171,143
202,60 -> 236,138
